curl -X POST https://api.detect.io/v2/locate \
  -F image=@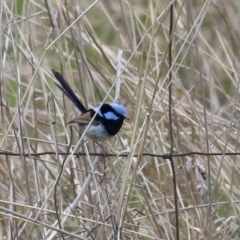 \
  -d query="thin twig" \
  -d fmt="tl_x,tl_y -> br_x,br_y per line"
168,2 -> 180,239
